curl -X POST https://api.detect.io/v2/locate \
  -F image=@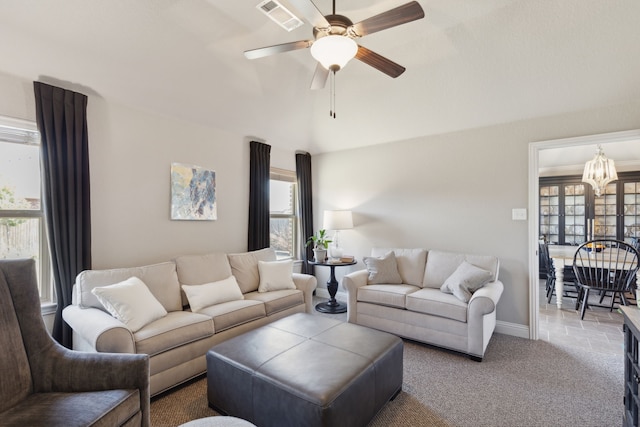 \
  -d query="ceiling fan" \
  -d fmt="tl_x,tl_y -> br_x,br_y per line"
245,0 -> 425,92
